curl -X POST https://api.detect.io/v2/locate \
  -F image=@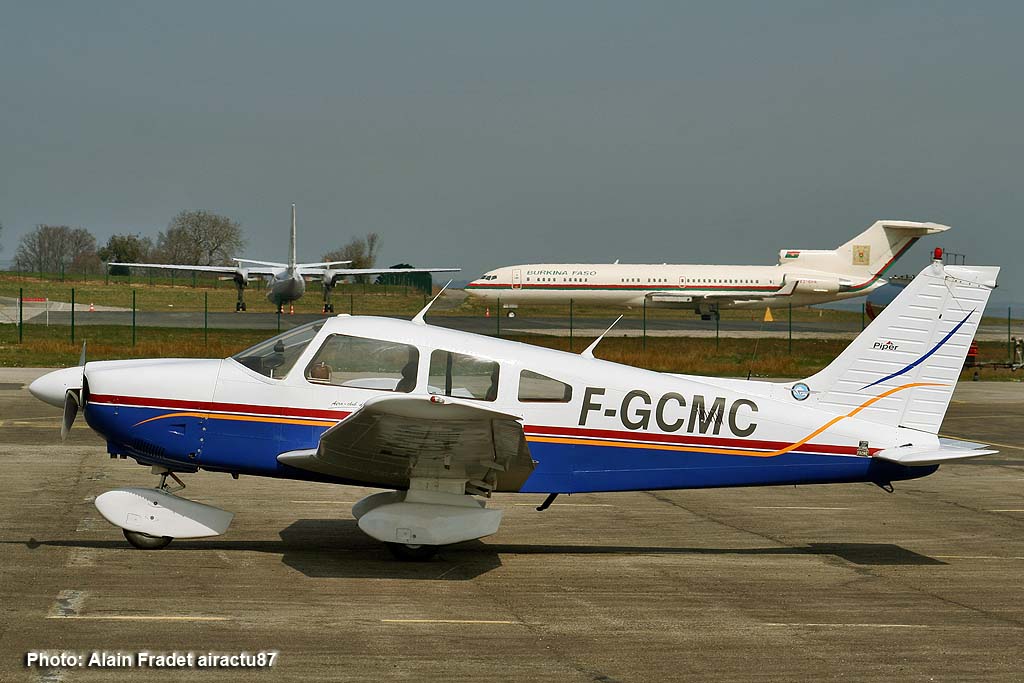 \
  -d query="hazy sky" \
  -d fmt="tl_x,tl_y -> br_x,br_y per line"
2,2 -> 1022,300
